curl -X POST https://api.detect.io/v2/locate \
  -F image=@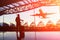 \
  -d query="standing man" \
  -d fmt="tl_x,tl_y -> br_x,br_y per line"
16,14 -> 21,28
15,14 -> 24,40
